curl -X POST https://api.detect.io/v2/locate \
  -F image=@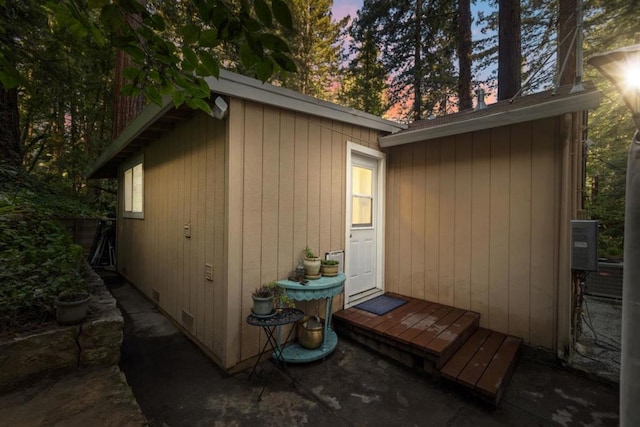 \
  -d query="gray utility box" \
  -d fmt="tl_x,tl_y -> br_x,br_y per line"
571,220 -> 599,272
